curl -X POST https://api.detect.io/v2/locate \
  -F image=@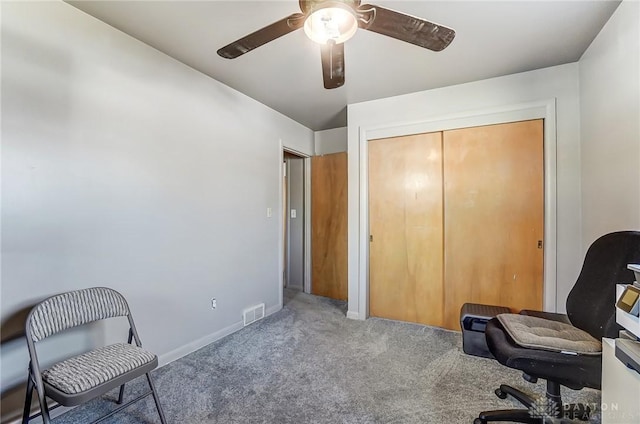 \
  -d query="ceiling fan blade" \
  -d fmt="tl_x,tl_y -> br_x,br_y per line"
358,4 -> 455,52
320,41 -> 345,89
217,13 -> 306,59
